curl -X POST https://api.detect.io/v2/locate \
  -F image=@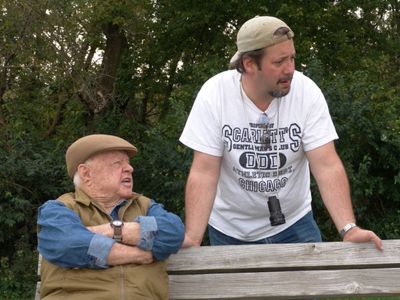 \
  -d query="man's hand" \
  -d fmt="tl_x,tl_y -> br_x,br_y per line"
107,243 -> 154,266
121,222 -> 140,245
129,247 -> 154,264
87,222 -> 141,246
181,233 -> 201,248
343,226 -> 383,251
88,223 -> 152,265
87,223 -> 112,237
